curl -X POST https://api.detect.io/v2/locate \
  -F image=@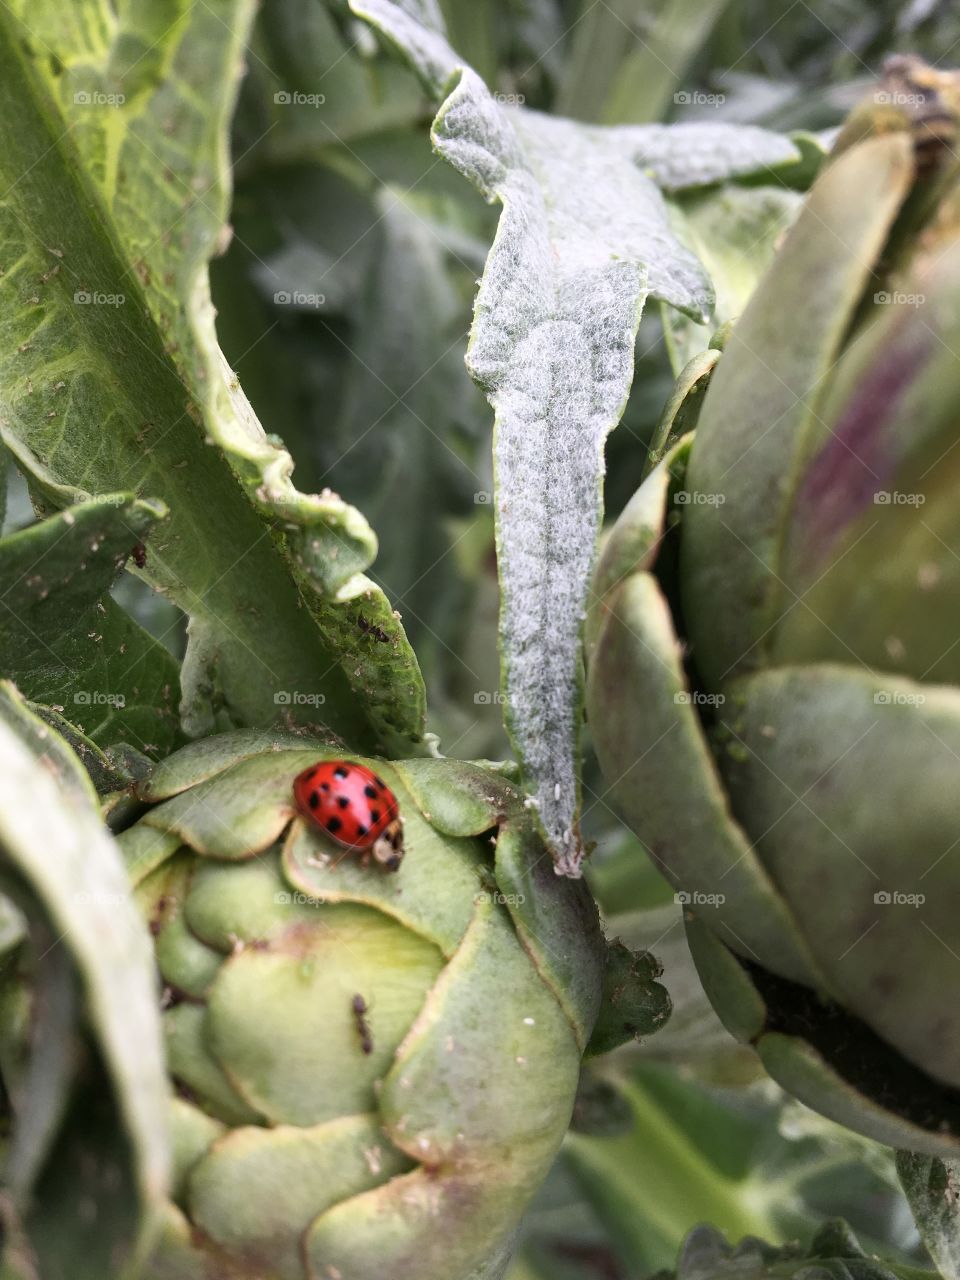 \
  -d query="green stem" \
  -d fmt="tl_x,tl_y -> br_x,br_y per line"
565,1076 -> 780,1274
